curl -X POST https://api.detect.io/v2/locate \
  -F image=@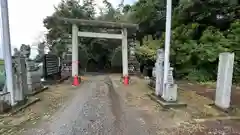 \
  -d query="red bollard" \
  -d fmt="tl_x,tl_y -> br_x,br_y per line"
72,75 -> 80,86
123,76 -> 129,86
